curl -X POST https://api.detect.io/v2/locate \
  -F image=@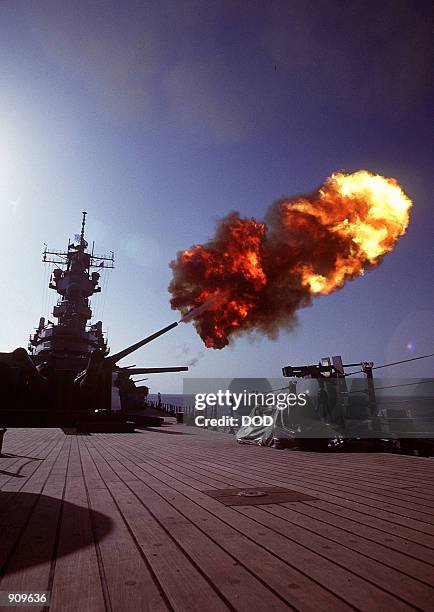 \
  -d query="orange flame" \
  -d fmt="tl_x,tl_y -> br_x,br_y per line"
169,170 -> 412,348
